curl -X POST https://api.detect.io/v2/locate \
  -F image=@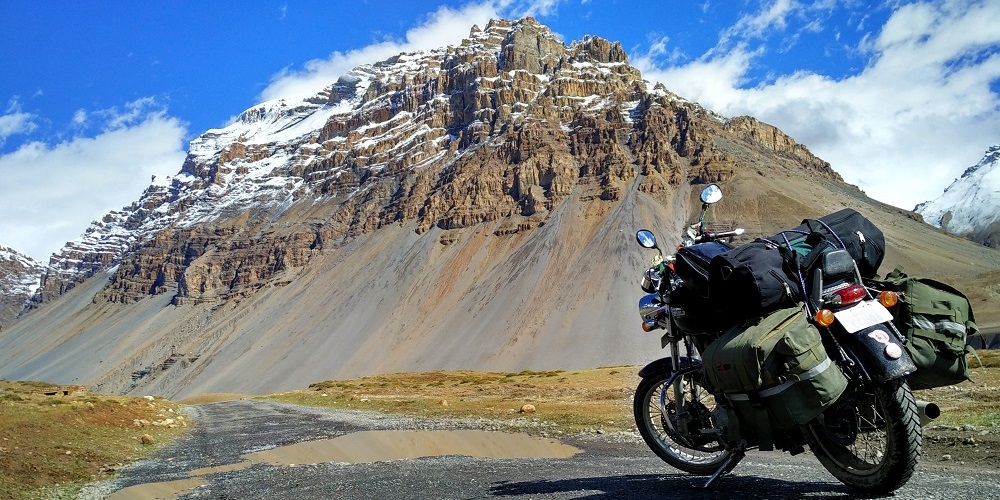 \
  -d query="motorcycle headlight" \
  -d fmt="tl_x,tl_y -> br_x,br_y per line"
639,293 -> 667,322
